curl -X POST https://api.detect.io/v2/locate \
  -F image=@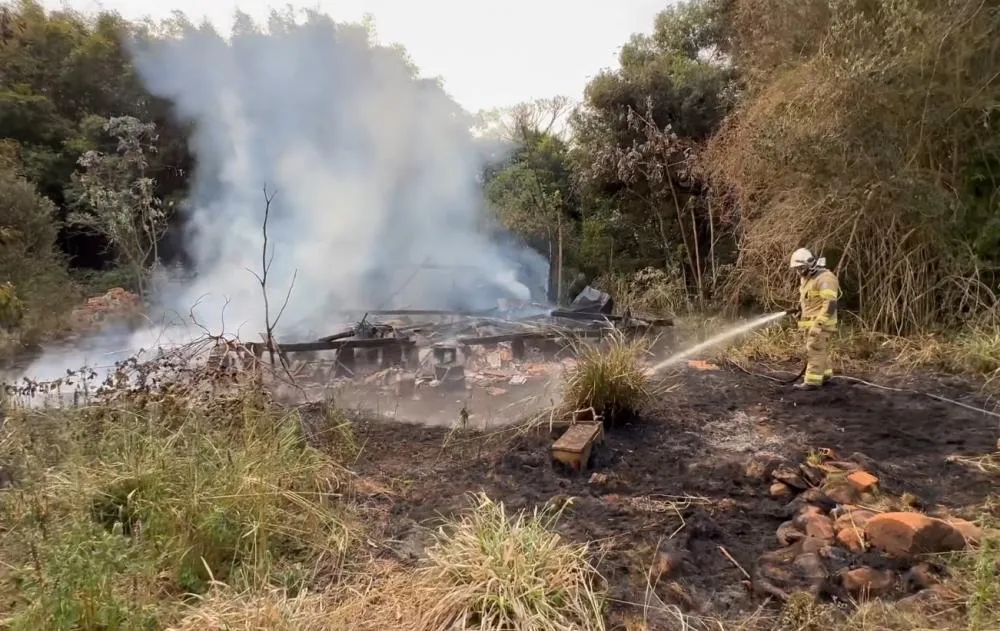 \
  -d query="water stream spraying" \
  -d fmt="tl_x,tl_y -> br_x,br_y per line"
647,311 -> 789,375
